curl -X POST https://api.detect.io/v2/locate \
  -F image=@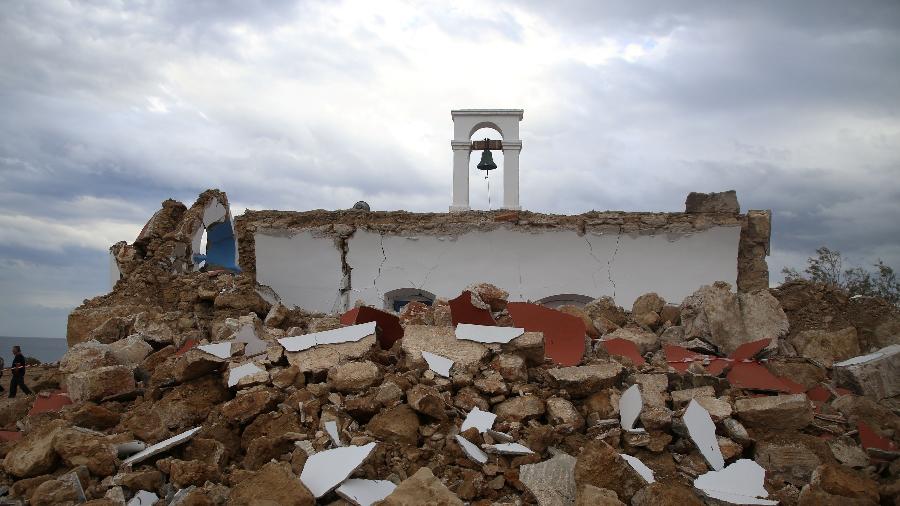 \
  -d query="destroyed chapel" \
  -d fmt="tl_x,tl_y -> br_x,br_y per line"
1,109 -> 899,506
